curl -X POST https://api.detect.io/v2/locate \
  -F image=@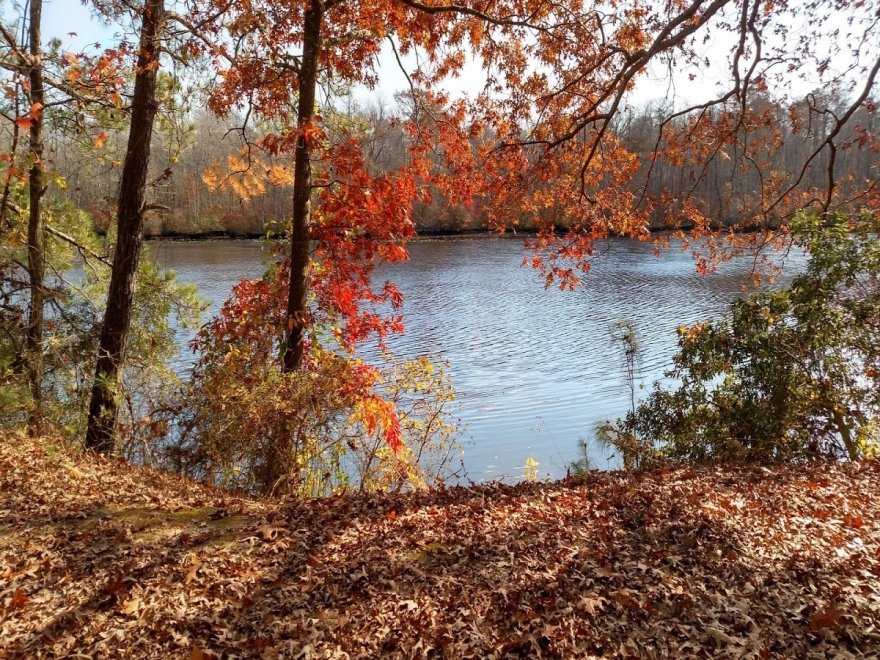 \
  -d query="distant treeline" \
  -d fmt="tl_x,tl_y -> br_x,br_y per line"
37,88 -> 878,238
